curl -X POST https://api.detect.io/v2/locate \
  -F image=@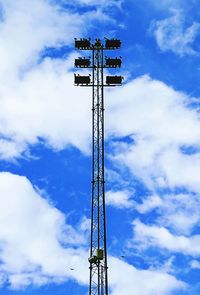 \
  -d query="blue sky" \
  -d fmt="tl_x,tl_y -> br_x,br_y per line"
0,0 -> 200,294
